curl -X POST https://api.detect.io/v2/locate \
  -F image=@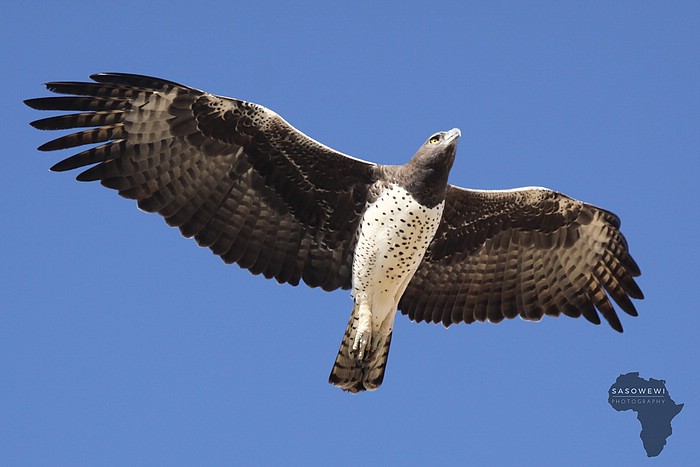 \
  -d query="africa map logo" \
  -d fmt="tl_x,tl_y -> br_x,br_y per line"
608,372 -> 684,457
